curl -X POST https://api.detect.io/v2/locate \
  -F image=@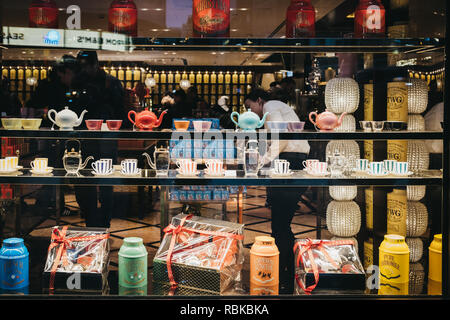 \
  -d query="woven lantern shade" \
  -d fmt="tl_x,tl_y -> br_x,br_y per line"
325,77 -> 360,114
408,114 -> 426,132
326,140 -> 360,162
407,201 -> 428,237
326,201 -> 361,237
334,114 -> 356,132
406,237 -> 424,263
329,186 -> 358,201
407,79 -> 428,114
407,141 -> 430,172
409,263 -> 425,295
407,185 -> 426,201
